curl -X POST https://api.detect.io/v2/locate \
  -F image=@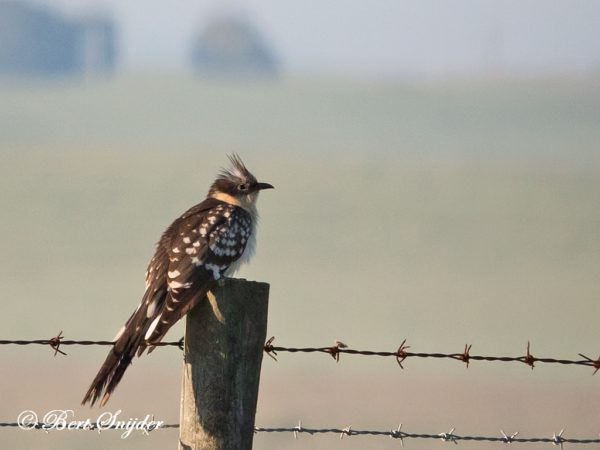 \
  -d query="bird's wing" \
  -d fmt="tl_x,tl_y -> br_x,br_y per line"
141,199 -> 252,346
82,198 -> 252,406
